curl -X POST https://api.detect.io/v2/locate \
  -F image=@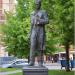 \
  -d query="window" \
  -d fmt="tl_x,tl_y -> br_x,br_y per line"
9,0 -> 13,3
0,10 -> 2,20
0,0 -> 2,3
0,0 -> 2,9
15,61 -> 25,64
3,3 -> 9,11
0,16 -> 1,20
1,15 -> 5,20
0,10 -> 2,14
15,61 -> 22,64
2,0 -> 9,11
